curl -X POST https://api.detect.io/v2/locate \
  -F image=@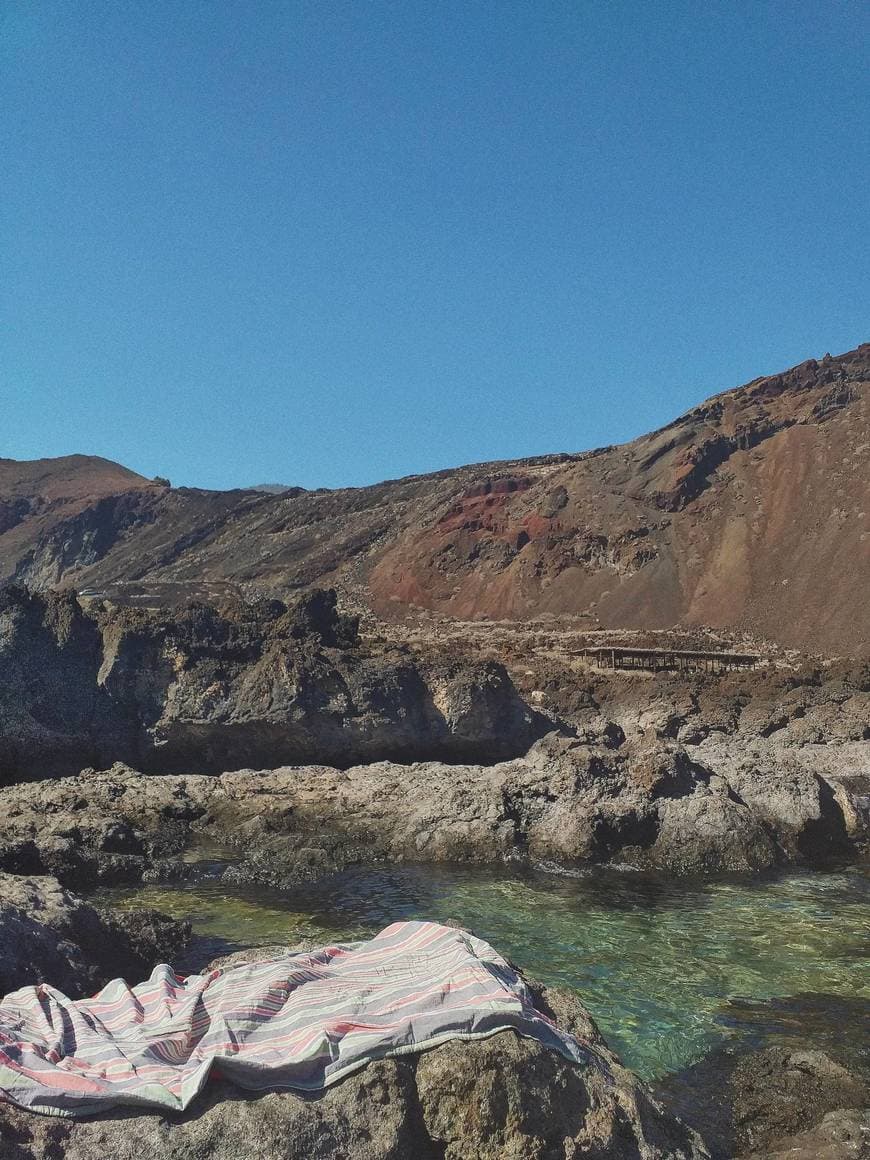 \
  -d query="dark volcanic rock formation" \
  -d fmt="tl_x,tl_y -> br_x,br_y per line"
0,587 -> 548,782
0,345 -> 868,654
738,1109 -> 870,1160
655,1042 -> 869,1159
